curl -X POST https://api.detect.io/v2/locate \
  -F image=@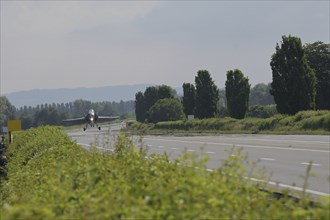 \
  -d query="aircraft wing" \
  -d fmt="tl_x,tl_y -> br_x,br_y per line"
62,117 -> 86,125
97,116 -> 119,123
